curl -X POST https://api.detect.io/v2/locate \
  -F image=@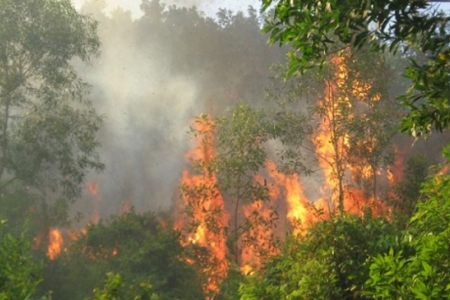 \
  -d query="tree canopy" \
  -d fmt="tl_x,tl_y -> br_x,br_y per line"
262,0 -> 450,137
0,0 -> 103,201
